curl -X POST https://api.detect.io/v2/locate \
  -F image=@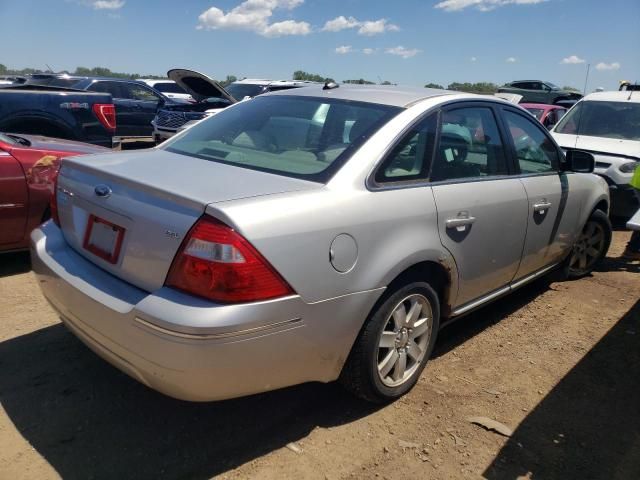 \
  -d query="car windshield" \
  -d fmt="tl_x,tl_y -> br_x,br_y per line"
226,83 -> 265,99
164,95 -> 401,183
525,108 -> 545,120
153,82 -> 187,94
555,100 -> 640,141
546,82 -> 560,89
